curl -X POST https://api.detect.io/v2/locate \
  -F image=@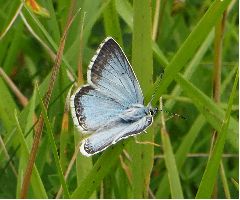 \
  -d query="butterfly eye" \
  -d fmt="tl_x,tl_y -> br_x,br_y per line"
149,108 -> 158,116
149,110 -> 153,115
